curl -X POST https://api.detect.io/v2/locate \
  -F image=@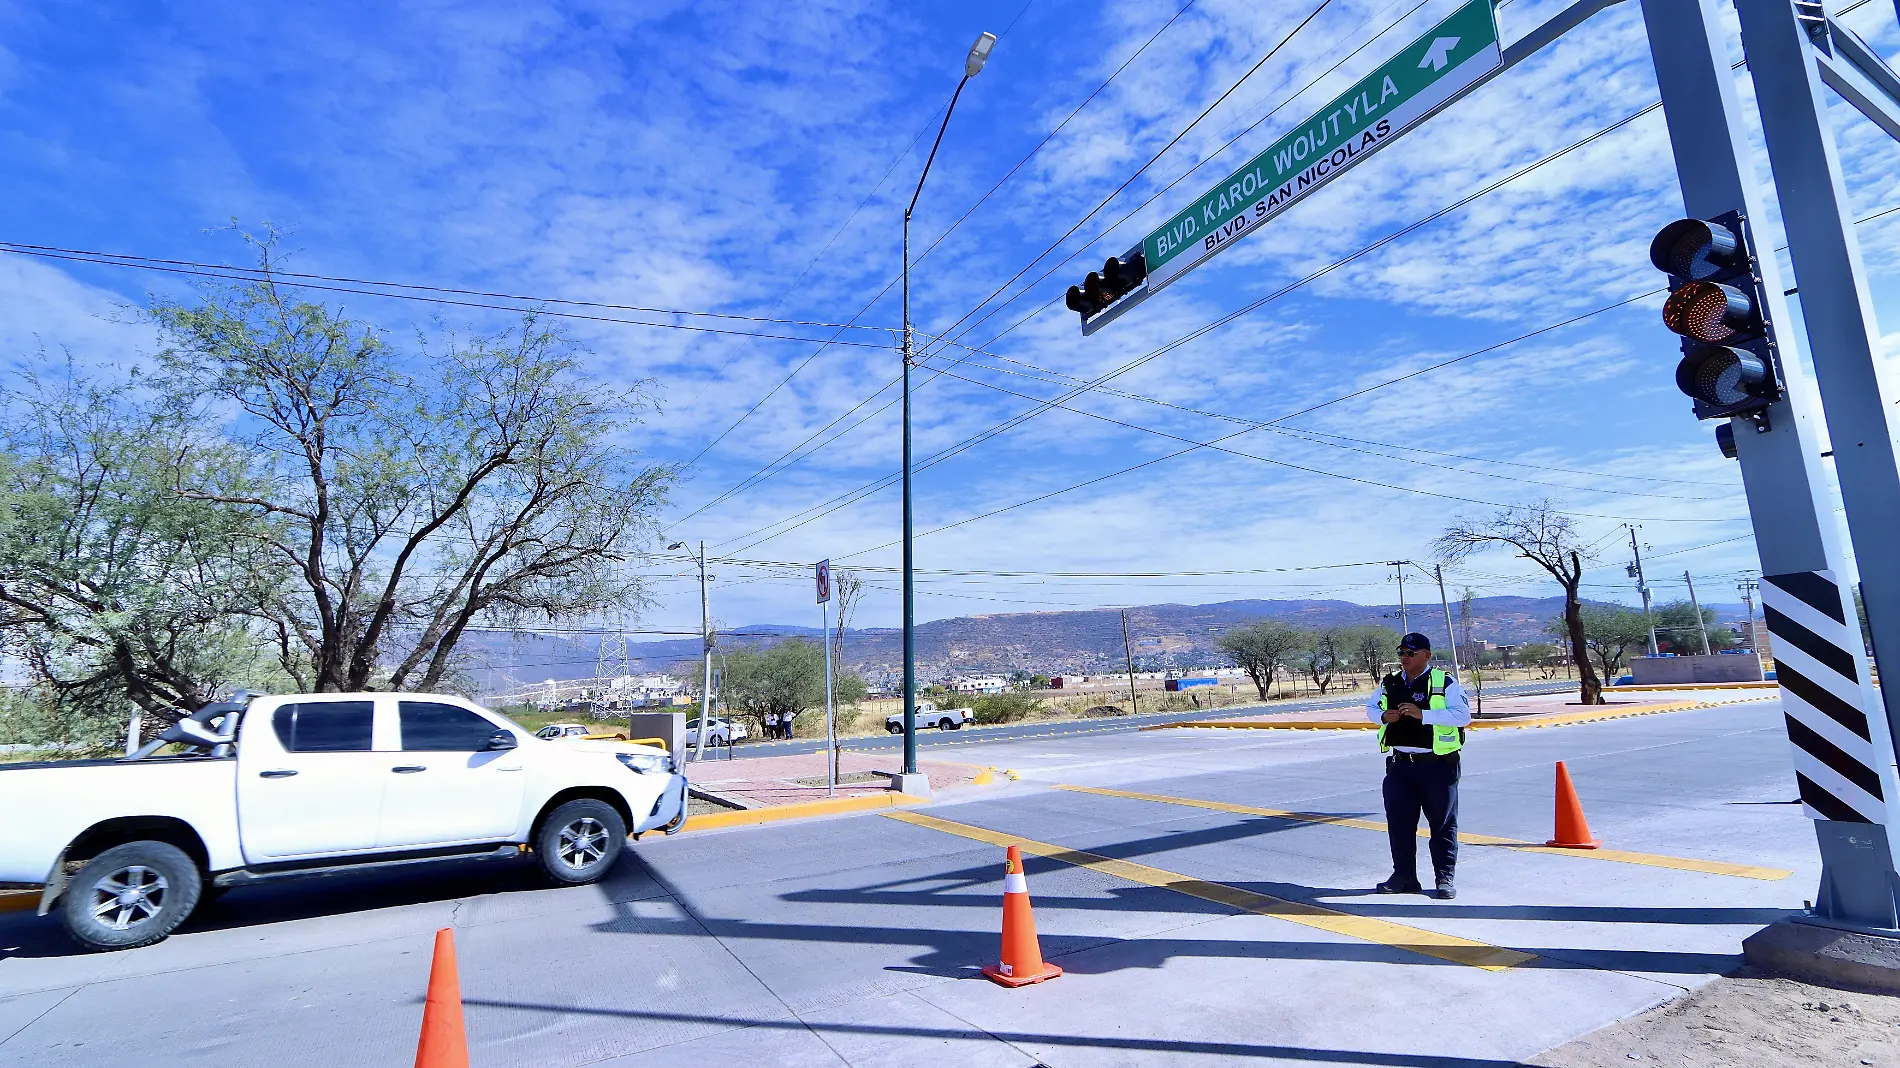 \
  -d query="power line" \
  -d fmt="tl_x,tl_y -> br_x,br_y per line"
903,0 -> 1343,357
921,0 -> 1435,359
920,344 -> 1734,500
0,245 -> 898,350
662,0 -> 1221,518
663,0 -> 1426,529
716,101 -> 1676,554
